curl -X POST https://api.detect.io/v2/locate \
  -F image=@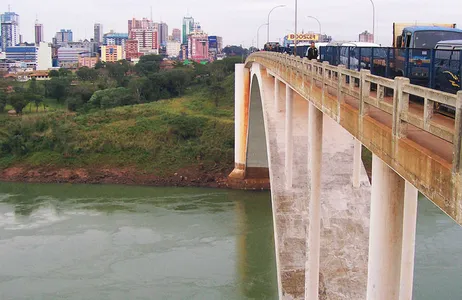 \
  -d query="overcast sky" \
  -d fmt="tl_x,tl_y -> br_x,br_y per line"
3,0 -> 462,48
